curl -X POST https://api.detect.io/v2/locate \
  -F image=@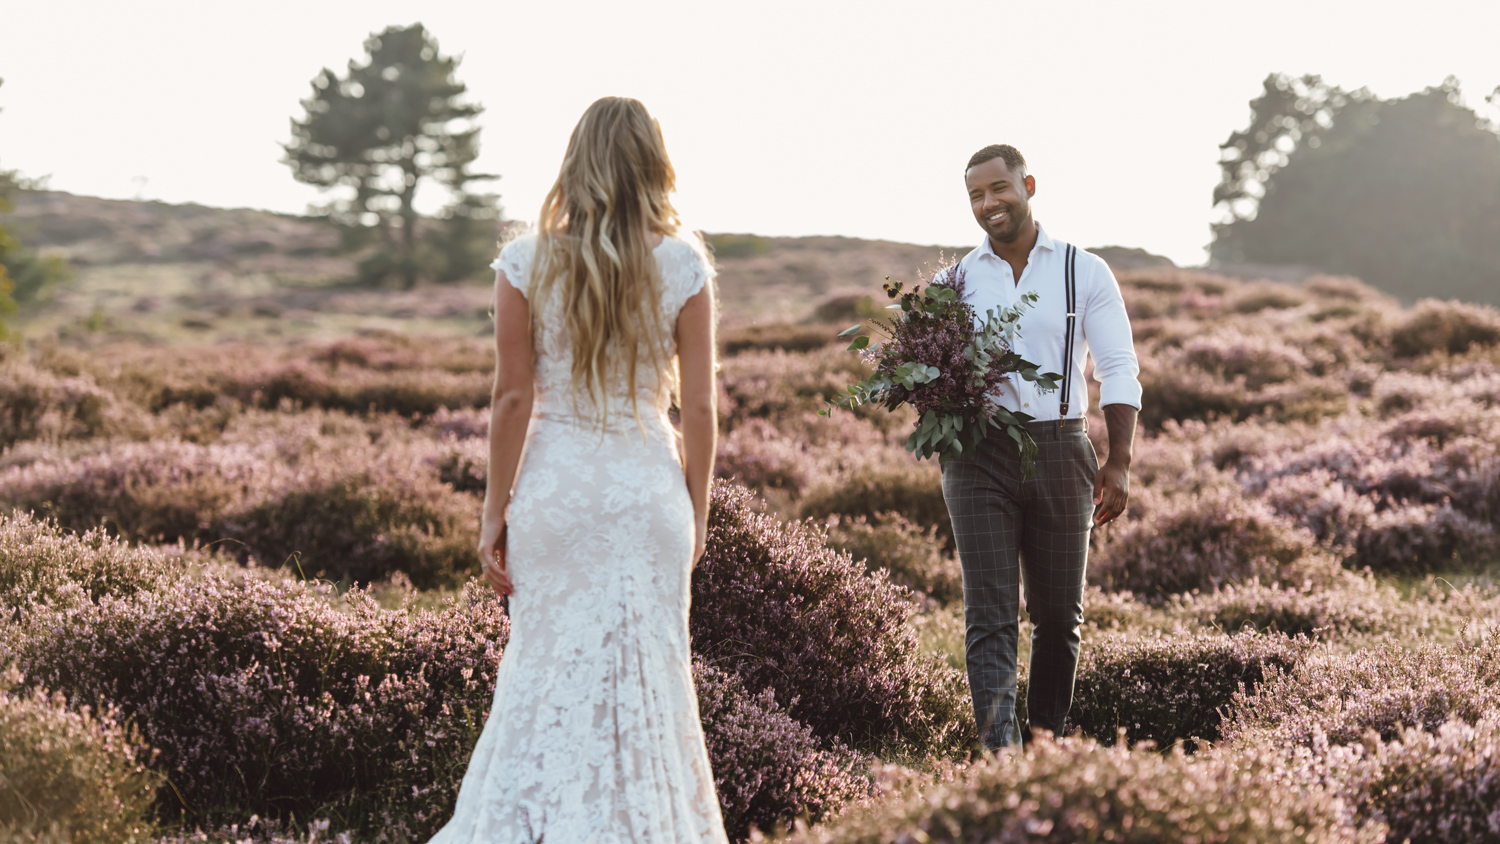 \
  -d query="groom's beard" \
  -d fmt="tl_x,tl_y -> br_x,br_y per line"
983,206 -> 1030,244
